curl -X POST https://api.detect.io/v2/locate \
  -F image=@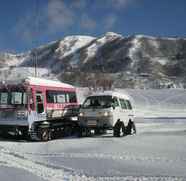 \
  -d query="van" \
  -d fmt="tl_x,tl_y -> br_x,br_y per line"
78,91 -> 135,137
